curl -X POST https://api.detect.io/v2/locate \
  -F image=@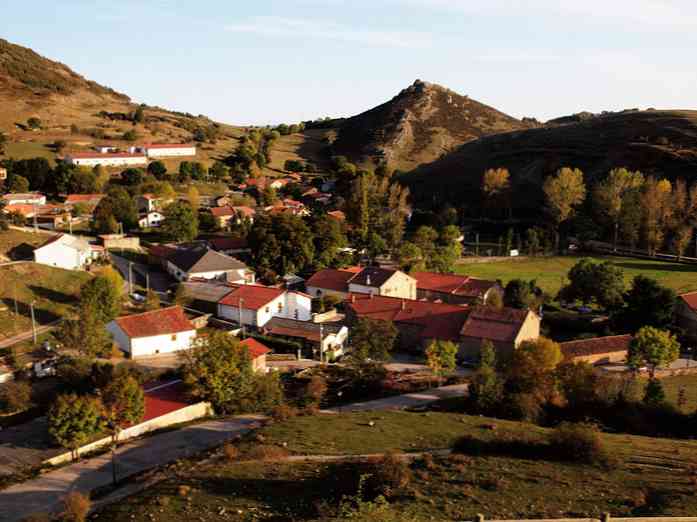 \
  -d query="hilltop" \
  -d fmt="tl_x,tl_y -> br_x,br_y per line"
402,109 -> 697,213
331,80 -> 529,171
